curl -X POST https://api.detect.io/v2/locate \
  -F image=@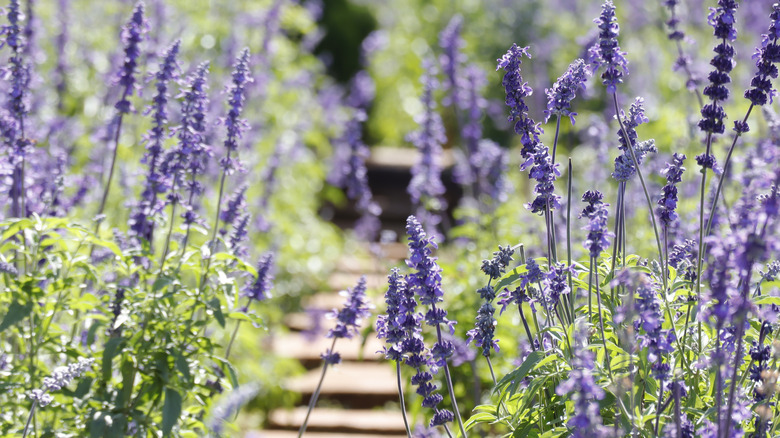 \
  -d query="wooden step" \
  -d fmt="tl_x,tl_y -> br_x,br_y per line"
272,332 -> 384,367
268,407 -> 407,434
248,431 -> 406,438
285,362 -> 398,407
